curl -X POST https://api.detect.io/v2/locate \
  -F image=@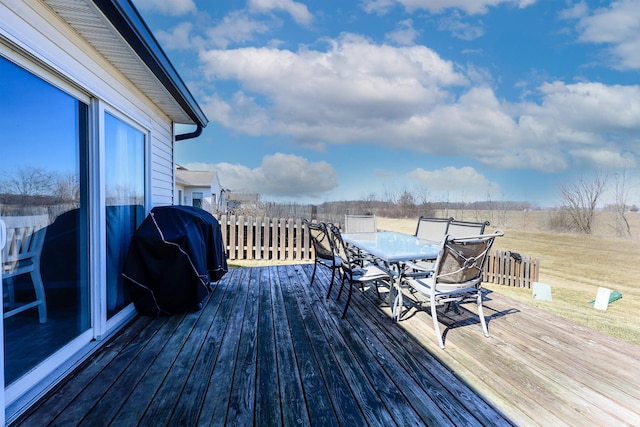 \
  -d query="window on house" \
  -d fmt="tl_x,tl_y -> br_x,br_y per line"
192,192 -> 203,208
